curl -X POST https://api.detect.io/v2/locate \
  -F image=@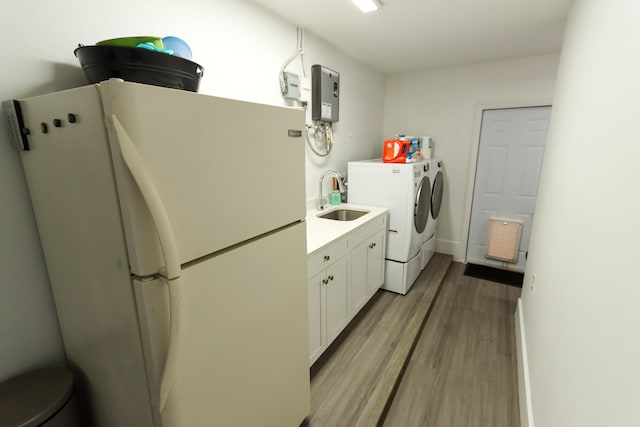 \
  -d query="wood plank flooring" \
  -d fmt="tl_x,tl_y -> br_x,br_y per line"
307,258 -> 521,427
308,253 -> 452,427
383,262 -> 521,427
